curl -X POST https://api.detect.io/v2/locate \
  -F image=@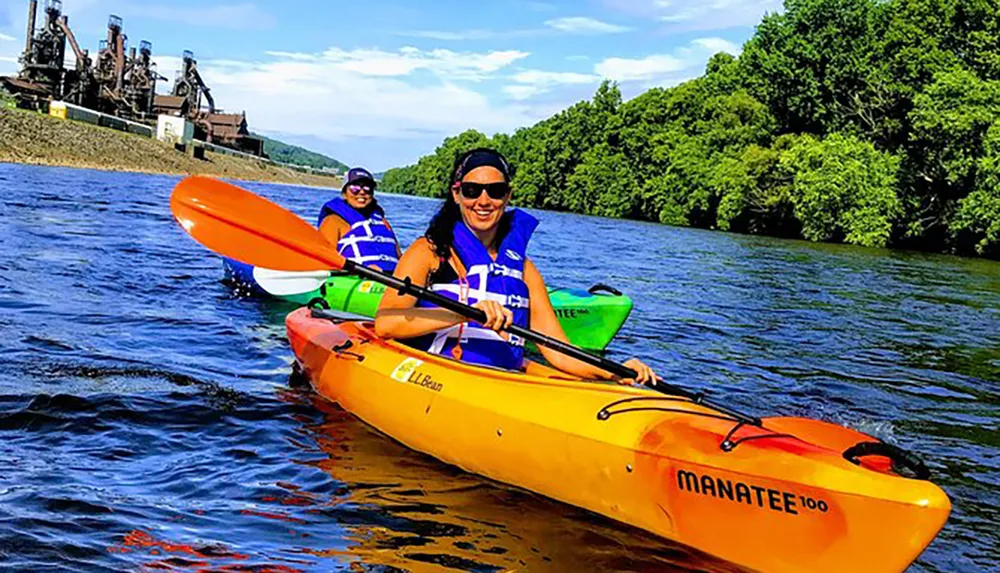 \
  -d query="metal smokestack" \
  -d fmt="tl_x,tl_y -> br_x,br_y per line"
25,0 -> 38,55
